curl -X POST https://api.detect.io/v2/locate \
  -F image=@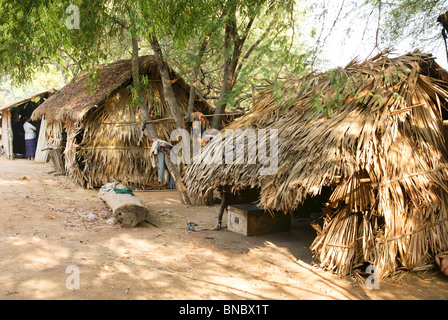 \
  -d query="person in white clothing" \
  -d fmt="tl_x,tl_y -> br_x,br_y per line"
23,118 -> 37,160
